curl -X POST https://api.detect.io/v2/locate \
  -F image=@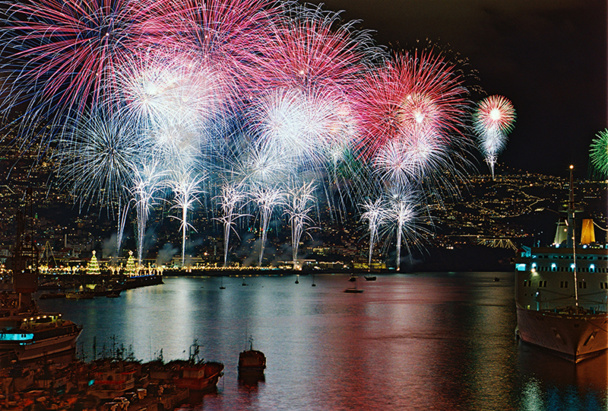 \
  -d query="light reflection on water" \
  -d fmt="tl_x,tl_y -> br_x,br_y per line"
39,272 -> 607,410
